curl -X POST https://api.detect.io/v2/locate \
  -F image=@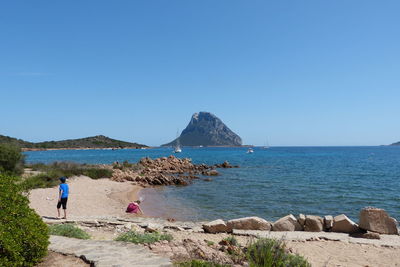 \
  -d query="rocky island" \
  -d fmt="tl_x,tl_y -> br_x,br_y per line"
163,112 -> 242,147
